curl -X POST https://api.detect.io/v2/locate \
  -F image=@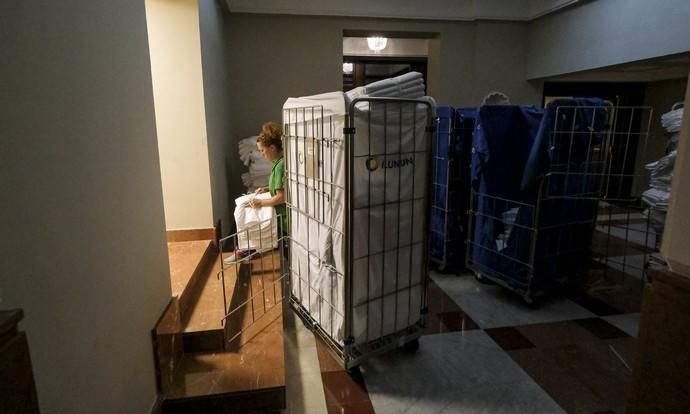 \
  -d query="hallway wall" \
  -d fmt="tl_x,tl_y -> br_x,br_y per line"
0,1 -> 170,413
225,14 -> 542,166
199,0 -> 239,236
528,0 -> 690,79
